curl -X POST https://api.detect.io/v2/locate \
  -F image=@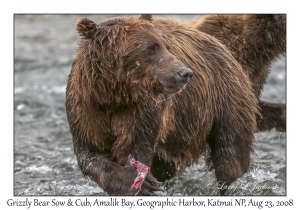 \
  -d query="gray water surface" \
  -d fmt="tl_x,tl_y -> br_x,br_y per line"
14,15 -> 286,196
